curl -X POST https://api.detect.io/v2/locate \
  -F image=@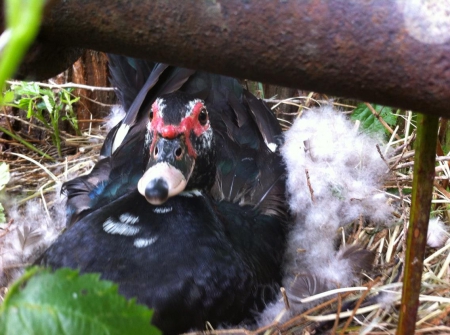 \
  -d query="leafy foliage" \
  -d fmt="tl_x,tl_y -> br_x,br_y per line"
351,103 -> 397,137
4,82 -> 81,157
0,267 -> 161,335
0,0 -> 45,92
0,0 -> 59,159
